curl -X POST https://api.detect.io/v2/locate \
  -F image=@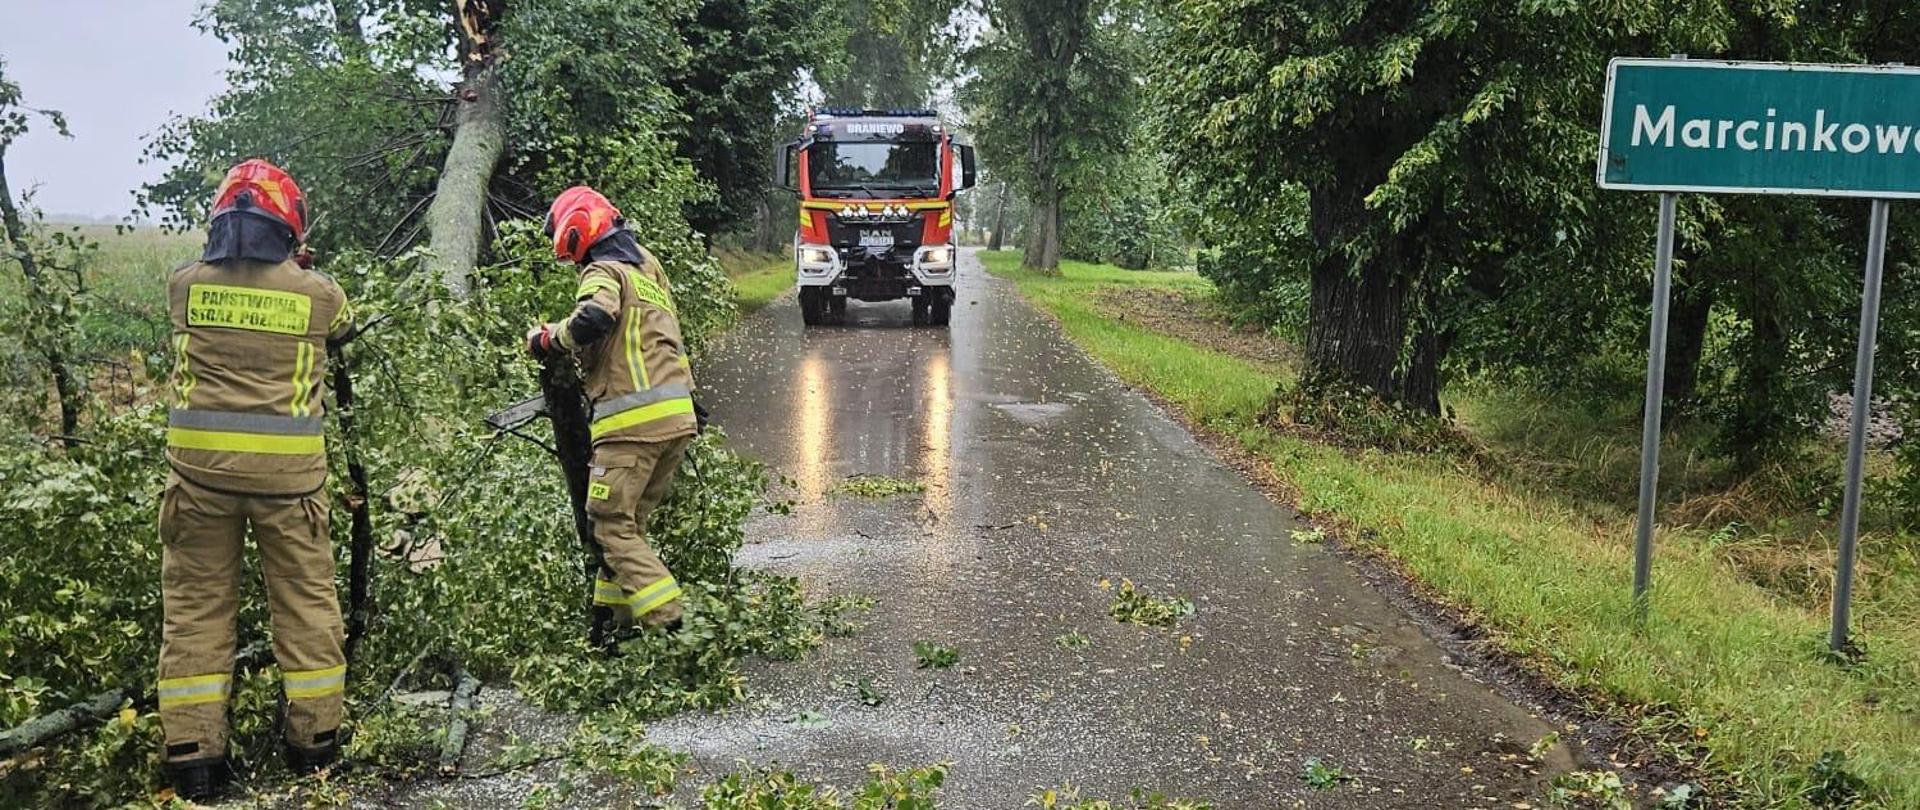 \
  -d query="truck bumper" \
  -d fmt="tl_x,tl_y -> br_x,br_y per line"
796,243 -> 956,300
